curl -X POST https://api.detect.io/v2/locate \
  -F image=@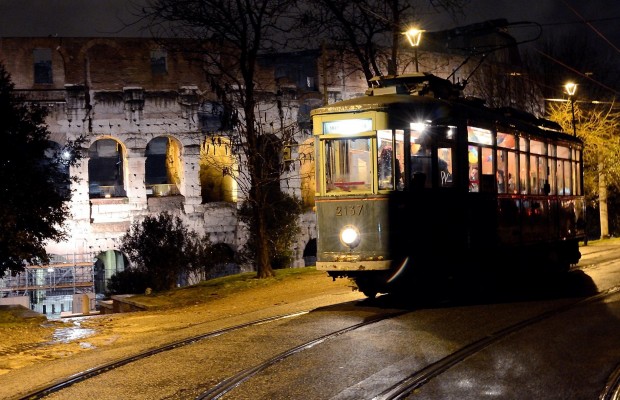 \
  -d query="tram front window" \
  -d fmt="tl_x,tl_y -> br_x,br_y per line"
324,138 -> 372,193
